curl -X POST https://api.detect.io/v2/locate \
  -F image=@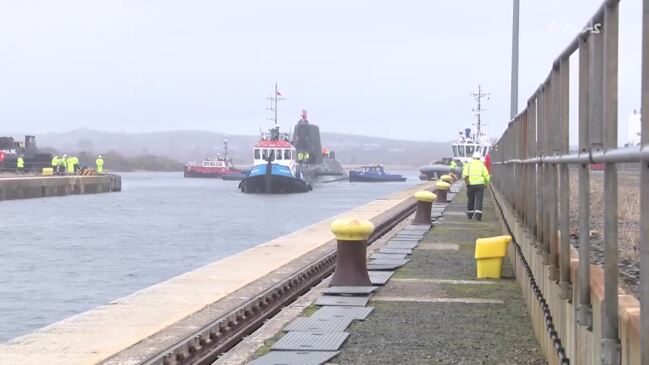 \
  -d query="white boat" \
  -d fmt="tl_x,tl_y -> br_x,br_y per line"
420,86 -> 491,180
